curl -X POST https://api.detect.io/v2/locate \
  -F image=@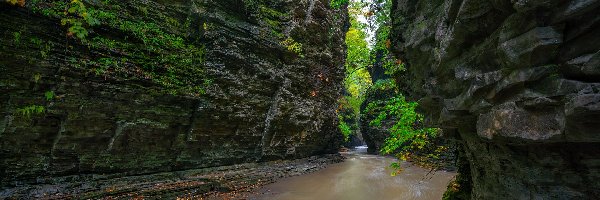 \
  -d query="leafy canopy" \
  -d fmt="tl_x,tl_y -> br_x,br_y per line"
337,0 -> 373,141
